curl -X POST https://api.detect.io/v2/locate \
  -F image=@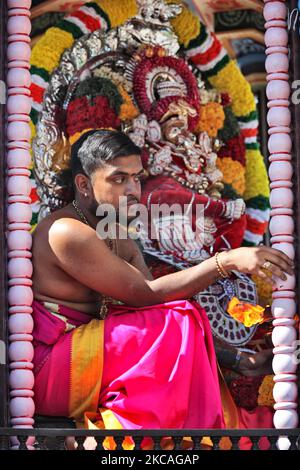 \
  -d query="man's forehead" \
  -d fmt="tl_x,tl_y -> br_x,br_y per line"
99,154 -> 143,175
